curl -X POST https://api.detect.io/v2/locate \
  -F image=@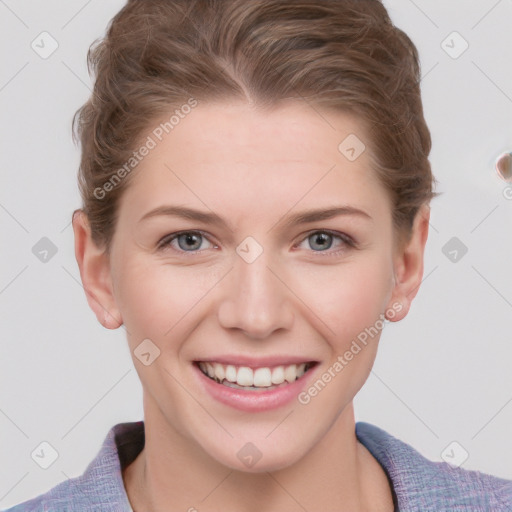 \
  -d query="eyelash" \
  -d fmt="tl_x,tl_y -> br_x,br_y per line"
296,229 -> 356,256
156,229 -> 356,256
